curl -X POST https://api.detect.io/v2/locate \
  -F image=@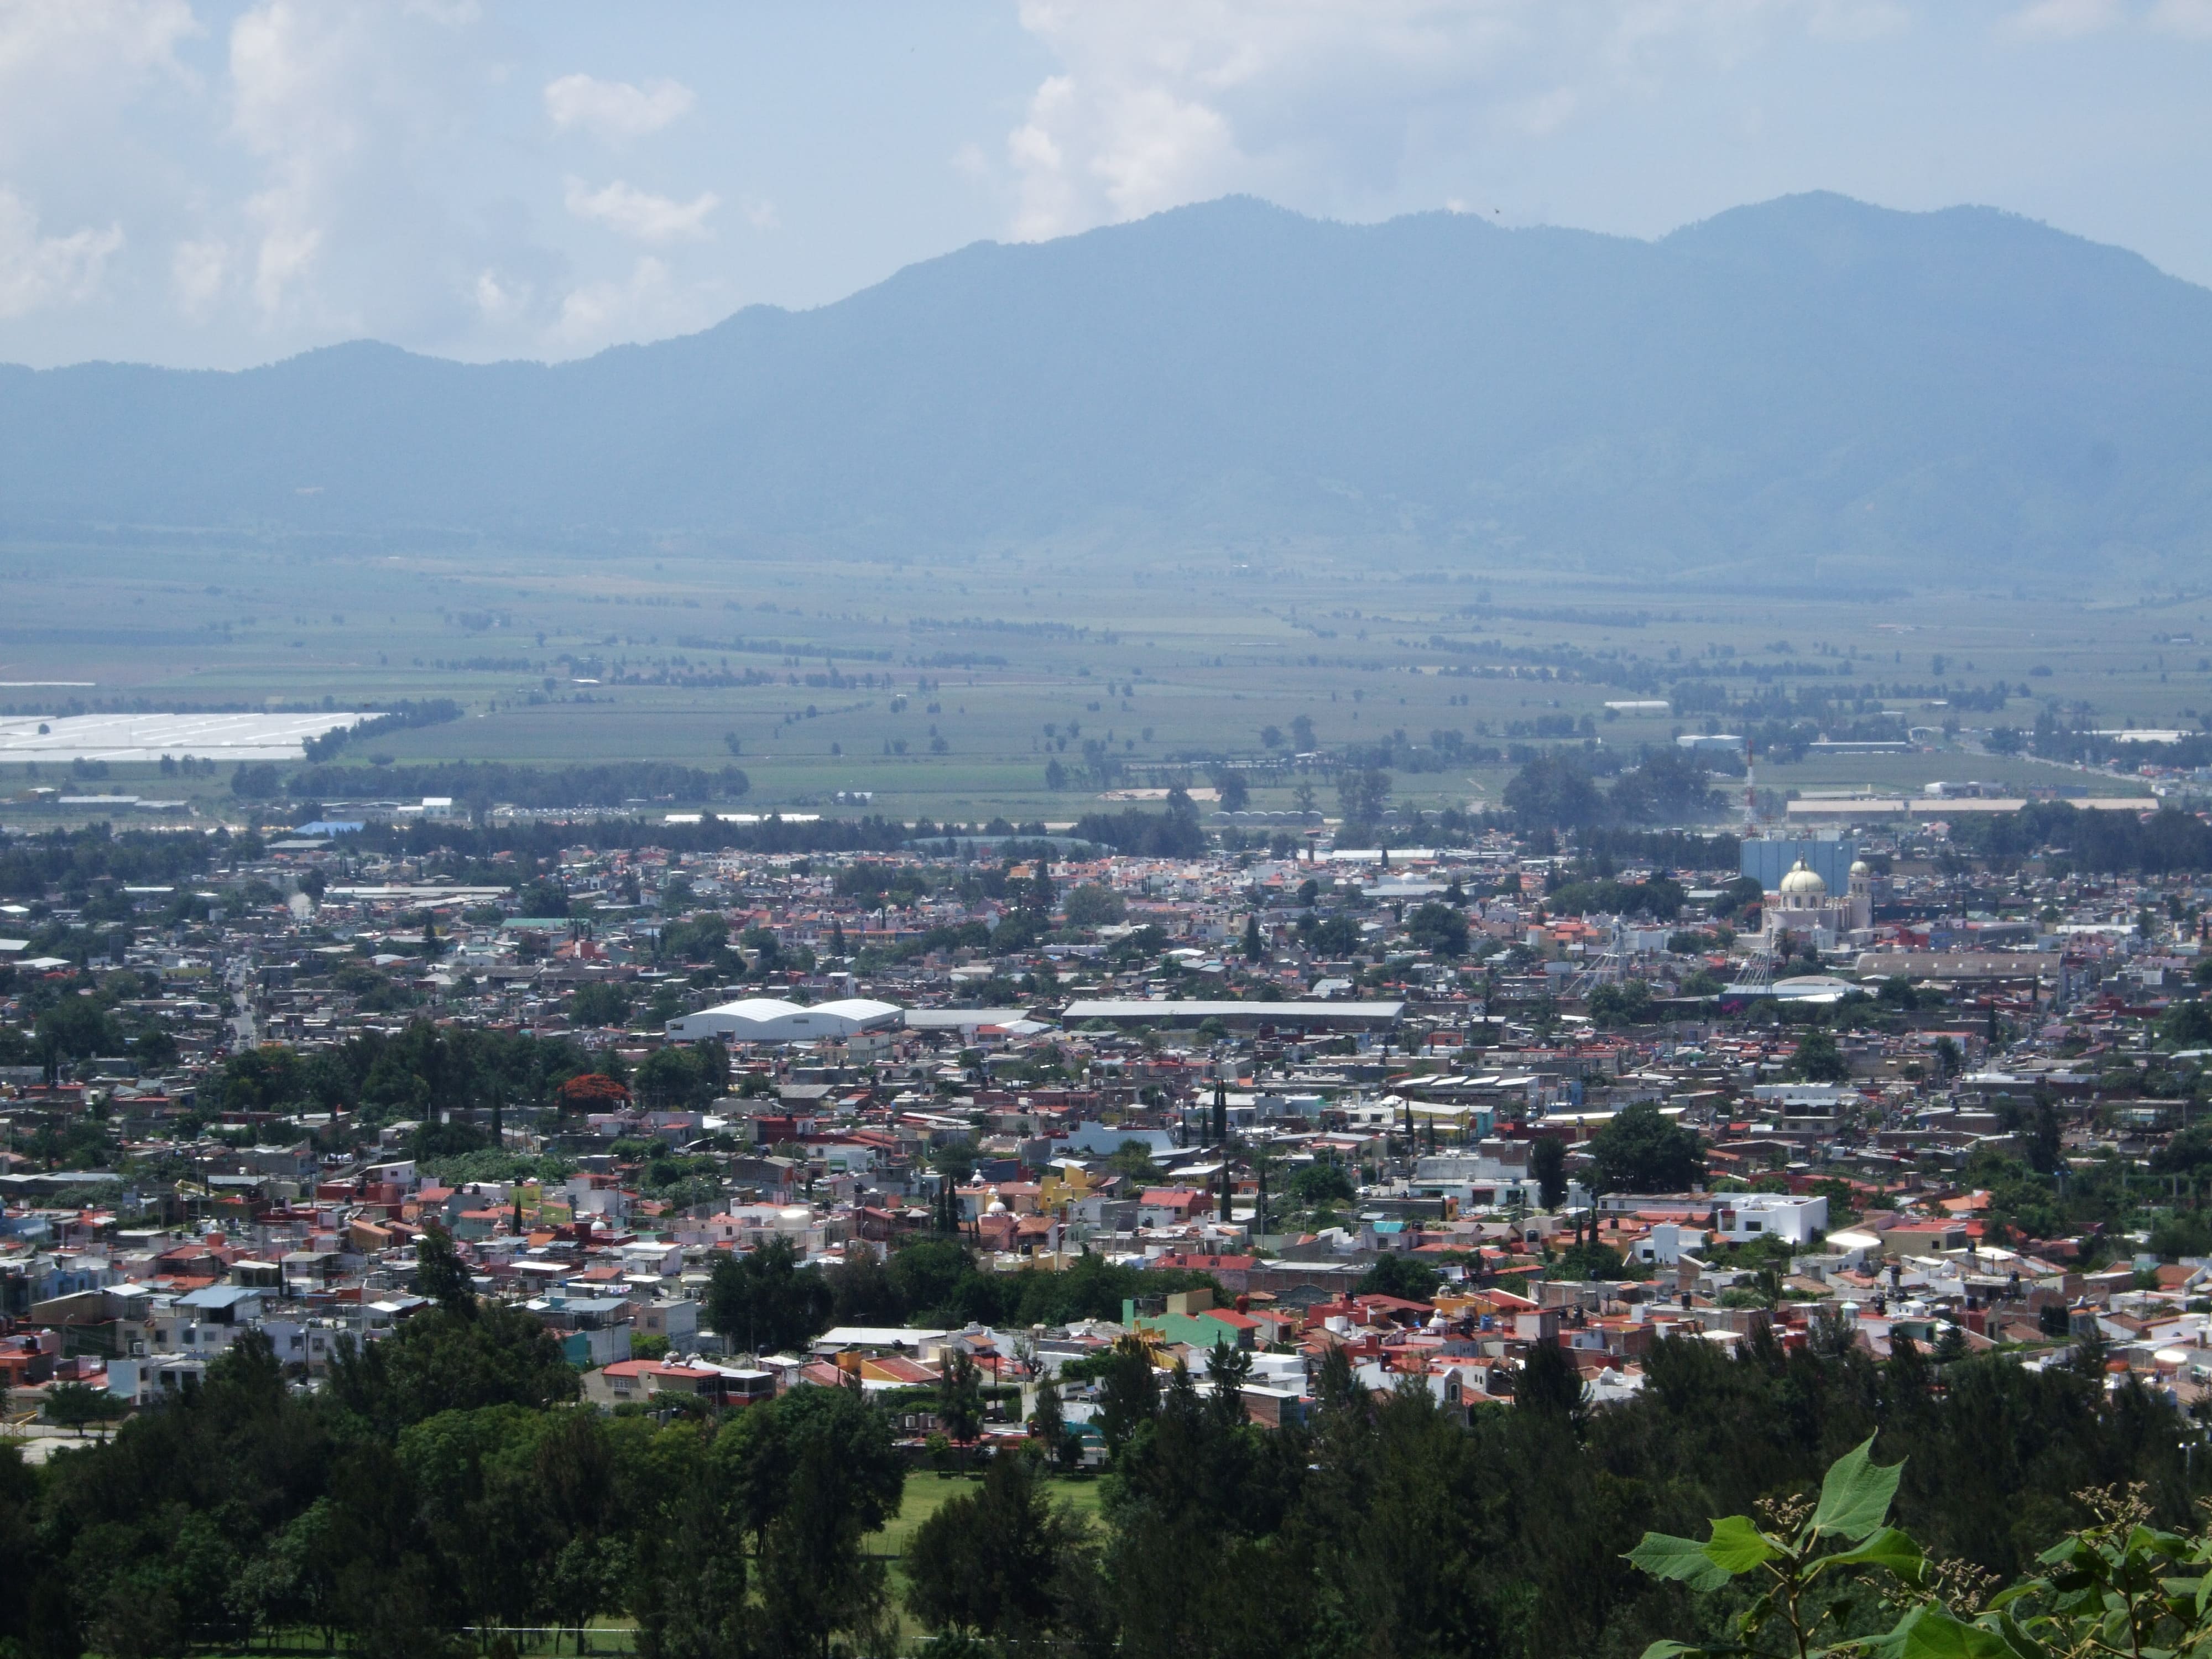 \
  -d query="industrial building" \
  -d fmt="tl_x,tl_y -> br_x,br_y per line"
1058,998 -> 1404,1032
663,997 -> 903,1043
